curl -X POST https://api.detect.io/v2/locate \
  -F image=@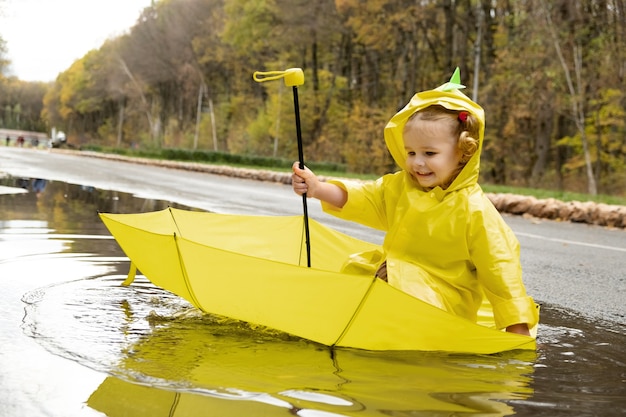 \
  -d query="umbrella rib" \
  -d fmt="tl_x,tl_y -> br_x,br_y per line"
168,207 -> 183,236
332,276 -> 379,348
173,233 -> 203,310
